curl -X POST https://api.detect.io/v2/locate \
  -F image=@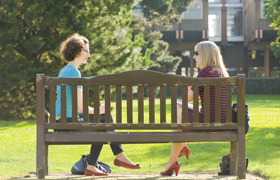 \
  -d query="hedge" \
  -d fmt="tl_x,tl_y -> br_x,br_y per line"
245,78 -> 280,94
163,78 -> 280,96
